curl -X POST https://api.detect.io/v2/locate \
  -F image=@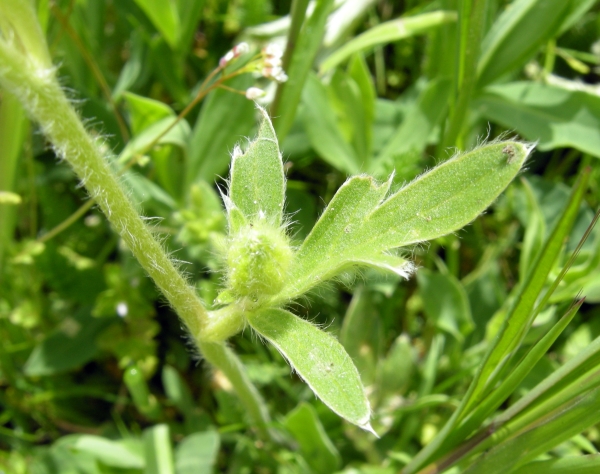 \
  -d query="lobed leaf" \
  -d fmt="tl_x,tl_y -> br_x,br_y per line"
281,140 -> 531,301
248,308 -> 374,433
